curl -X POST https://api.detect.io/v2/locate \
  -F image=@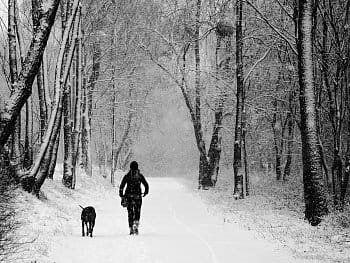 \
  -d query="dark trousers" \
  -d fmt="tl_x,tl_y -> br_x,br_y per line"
126,198 -> 142,228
